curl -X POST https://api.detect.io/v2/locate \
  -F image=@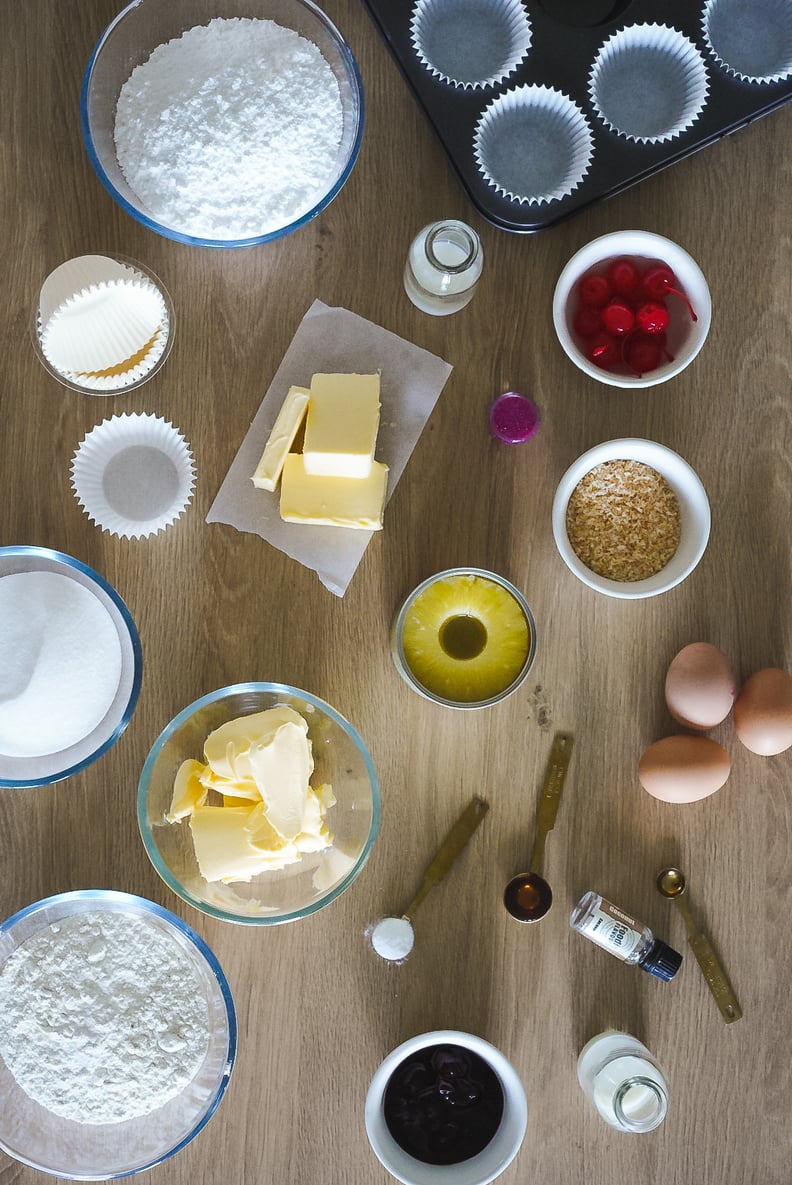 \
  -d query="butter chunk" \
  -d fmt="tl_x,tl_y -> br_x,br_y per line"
203,706 -> 310,784
251,385 -> 310,491
167,759 -> 209,822
189,805 -> 270,883
303,373 -> 381,478
280,454 -> 388,530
